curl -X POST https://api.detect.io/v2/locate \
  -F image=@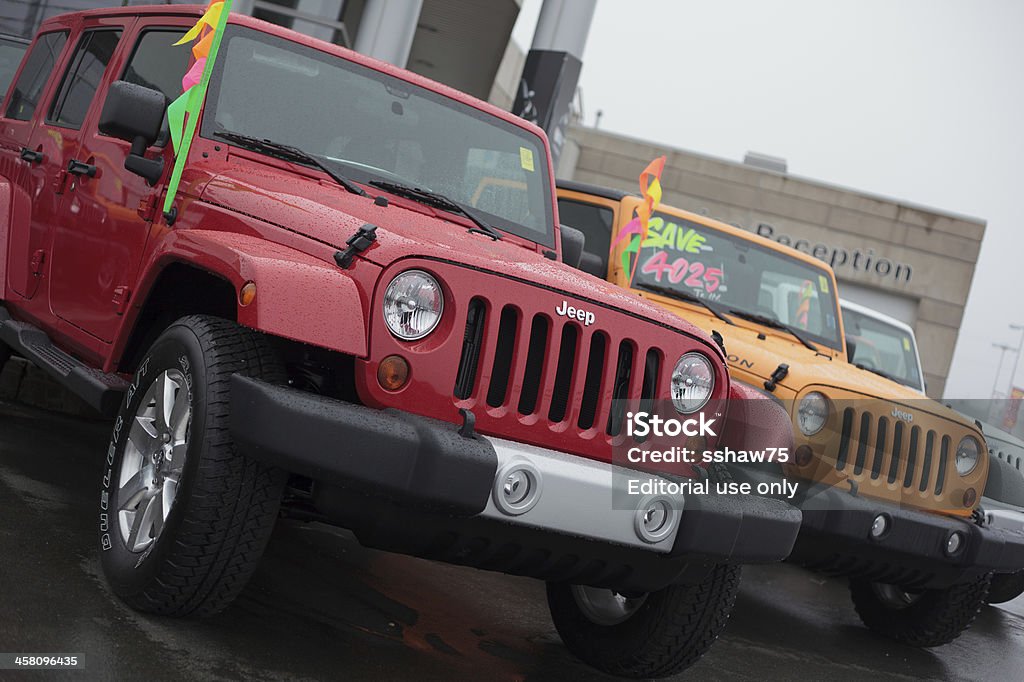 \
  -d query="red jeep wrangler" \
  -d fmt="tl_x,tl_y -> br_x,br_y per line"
0,7 -> 799,677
